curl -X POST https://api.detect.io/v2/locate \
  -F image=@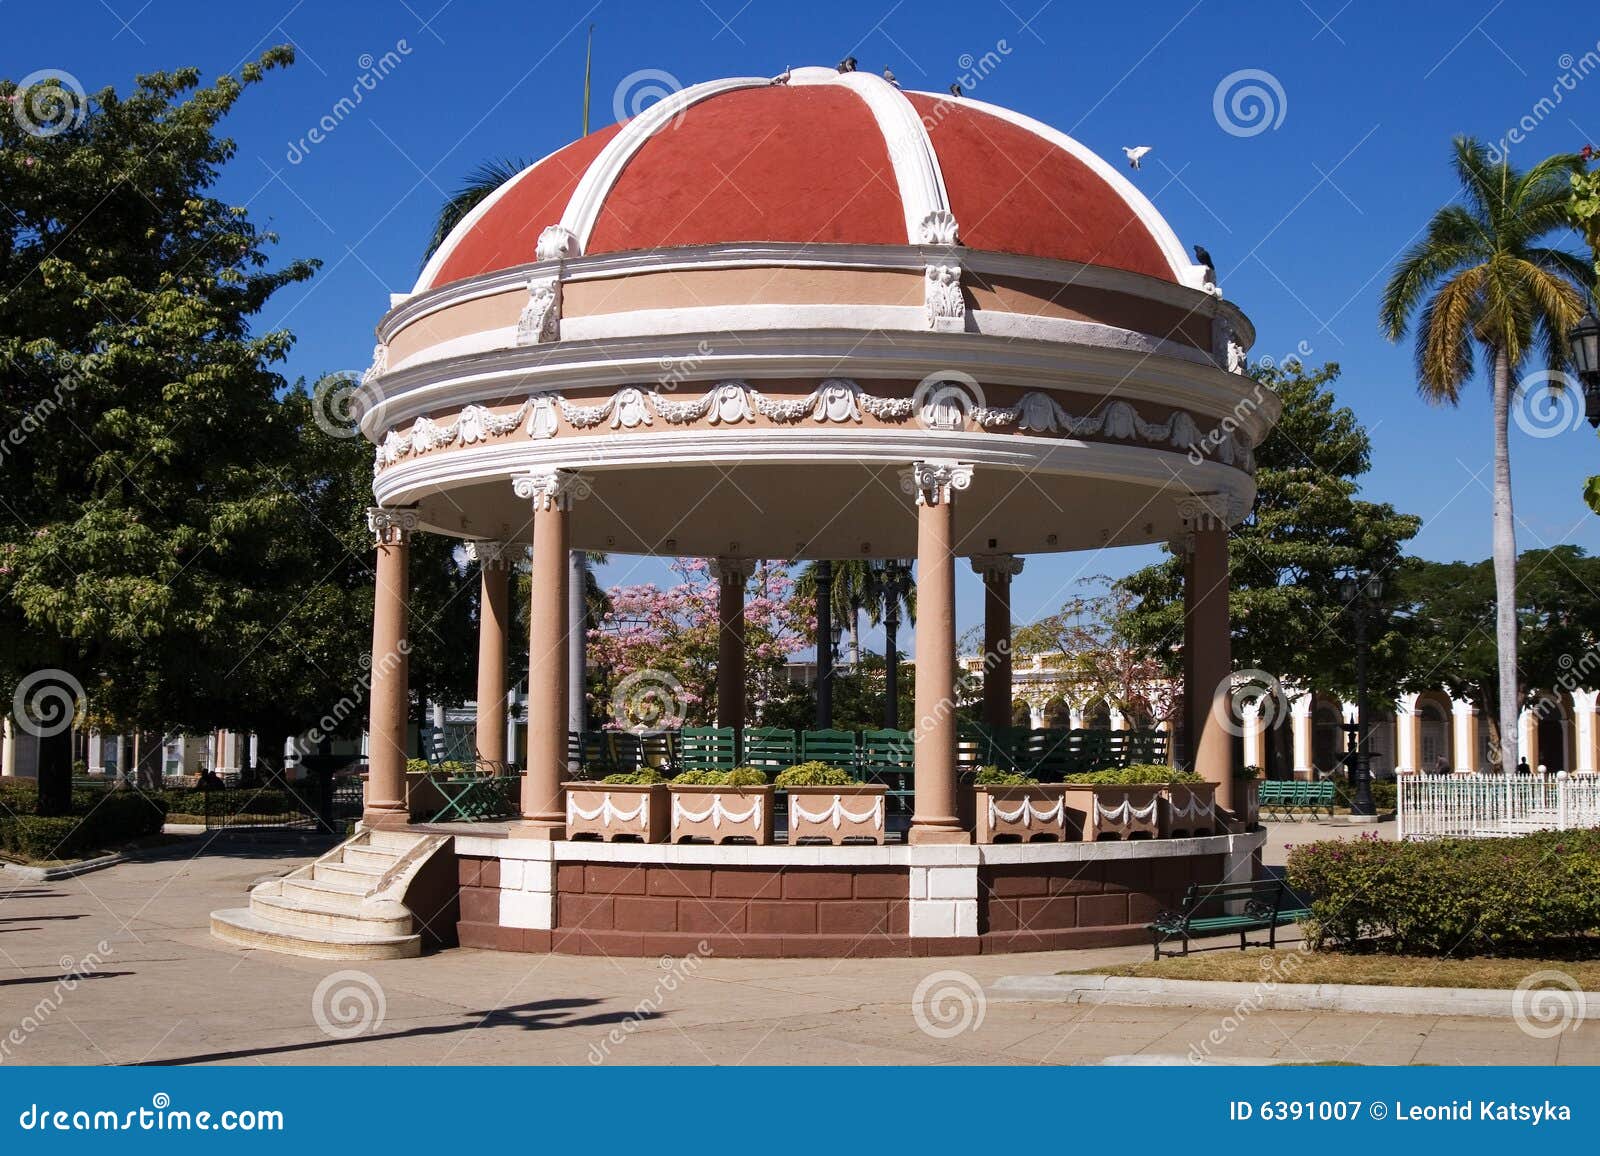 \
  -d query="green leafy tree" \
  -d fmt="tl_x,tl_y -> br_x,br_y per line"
0,53 -> 317,812
1116,362 -> 1422,774
1394,547 -> 1600,745
1380,138 -> 1589,770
